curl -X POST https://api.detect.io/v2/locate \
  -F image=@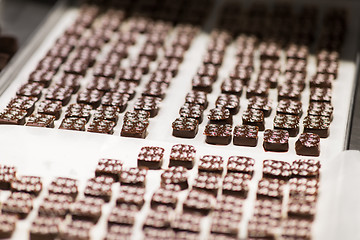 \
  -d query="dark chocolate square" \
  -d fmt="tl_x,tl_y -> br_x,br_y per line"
143,205 -> 173,229
70,197 -> 104,223
276,99 -> 303,116
7,96 -> 38,116
286,44 -> 309,60
137,146 -> 165,169
37,56 -> 63,72
2,192 -> 33,219
222,172 -> 251,197
116,185 -> 146,207
278,84 -> 302,101
281,218 -> 312,239
258,69 -> 280,88
295,133 -> 321,157
65,103 -> 93,121
38,194 -> 74,218
289,178 -> 319,197
119,168 -> 147,186
183,189 -> 215,215
26,113 -> 56,128
263,159 -> 292,180
242,109 -> 265,131
77,89 -> 104,108
263,129 -> 289,152
118,68 -> 143,85
257,178 -> 285,200
11,175 -> 42,196
192,172 -> 221,196
221,79 -> 243,96
59,117 -> 87,131
204,124 -> 232,145
273,114 -> 300,137
28,69 -> 55,87
59,220 -> 94,240
129,57 -> 151,74
84,176 -> 114,202
291,159 -> 320,178
95,158 -> 123,181
260,59 -> 281,71
208,108 -> 232,125
192,75 -> 213,93
86,76 -> 114,92
253,198 -> 282,219
93,105 -> 119,122
227,156 -> 255,174
287,195 -> 317,220
169,144 -> 196,169
142,82 -> 168,99
121,118 -> 149,138
172,117 -> 199,139
303,115 -> 330,138
150,70 -> 173,85
246,81 -> 270,98
157,58 -> 180,76
151,187 -> 178,208
0,165 -> 16,190
247,96 -> 272,117
307,102 -> 333,120
37,100 -> 63,119
17,82 -> 43,98
87,119 -> 116,134
48,177 -> 78,199
105,225 -> 133,240
179,103 -> 204,123
45,86 -> 73,106
108,203 -> 139,226
196,64 -> 218,82
198,155 -> 224,173
310,73 -> 334,88
93,64 -> 117,78
309,87 -> 332,102
233,125 -> 259,147
111,81 -> 137,100
171,212 -> 202,232
285,59 -> 307,73
63,59 -> 89,75
133,96 -> 161,117
185,91 -> 208,109
0,213 -> 17,238
30,216 -> 62,240
215,94 -> 240,115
